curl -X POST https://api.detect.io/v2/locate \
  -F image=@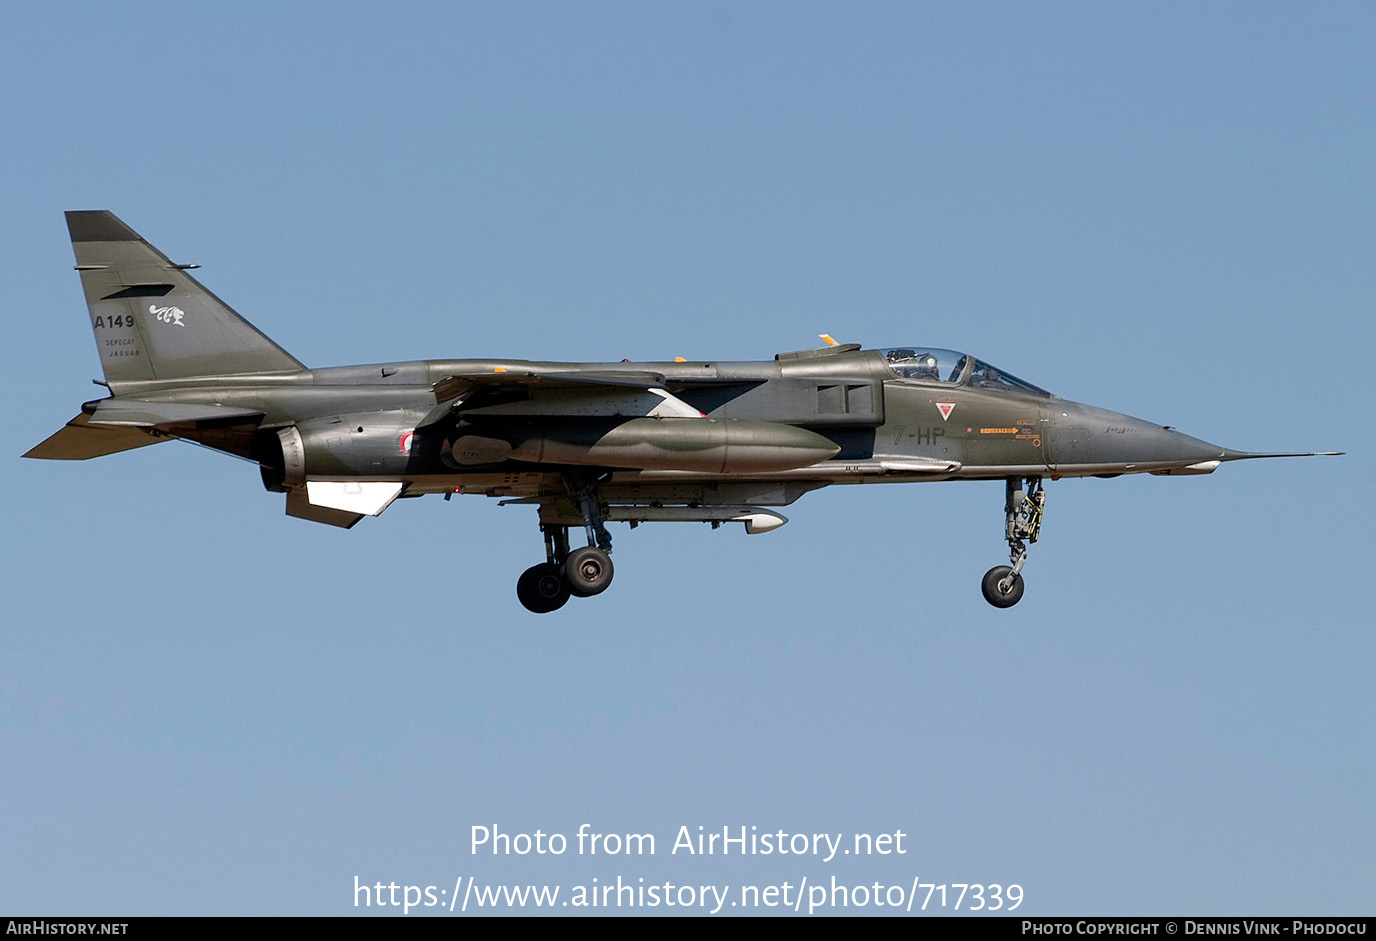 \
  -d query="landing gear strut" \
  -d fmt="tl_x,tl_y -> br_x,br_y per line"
982,476 -> 1044,608
515,472 -> 616,613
